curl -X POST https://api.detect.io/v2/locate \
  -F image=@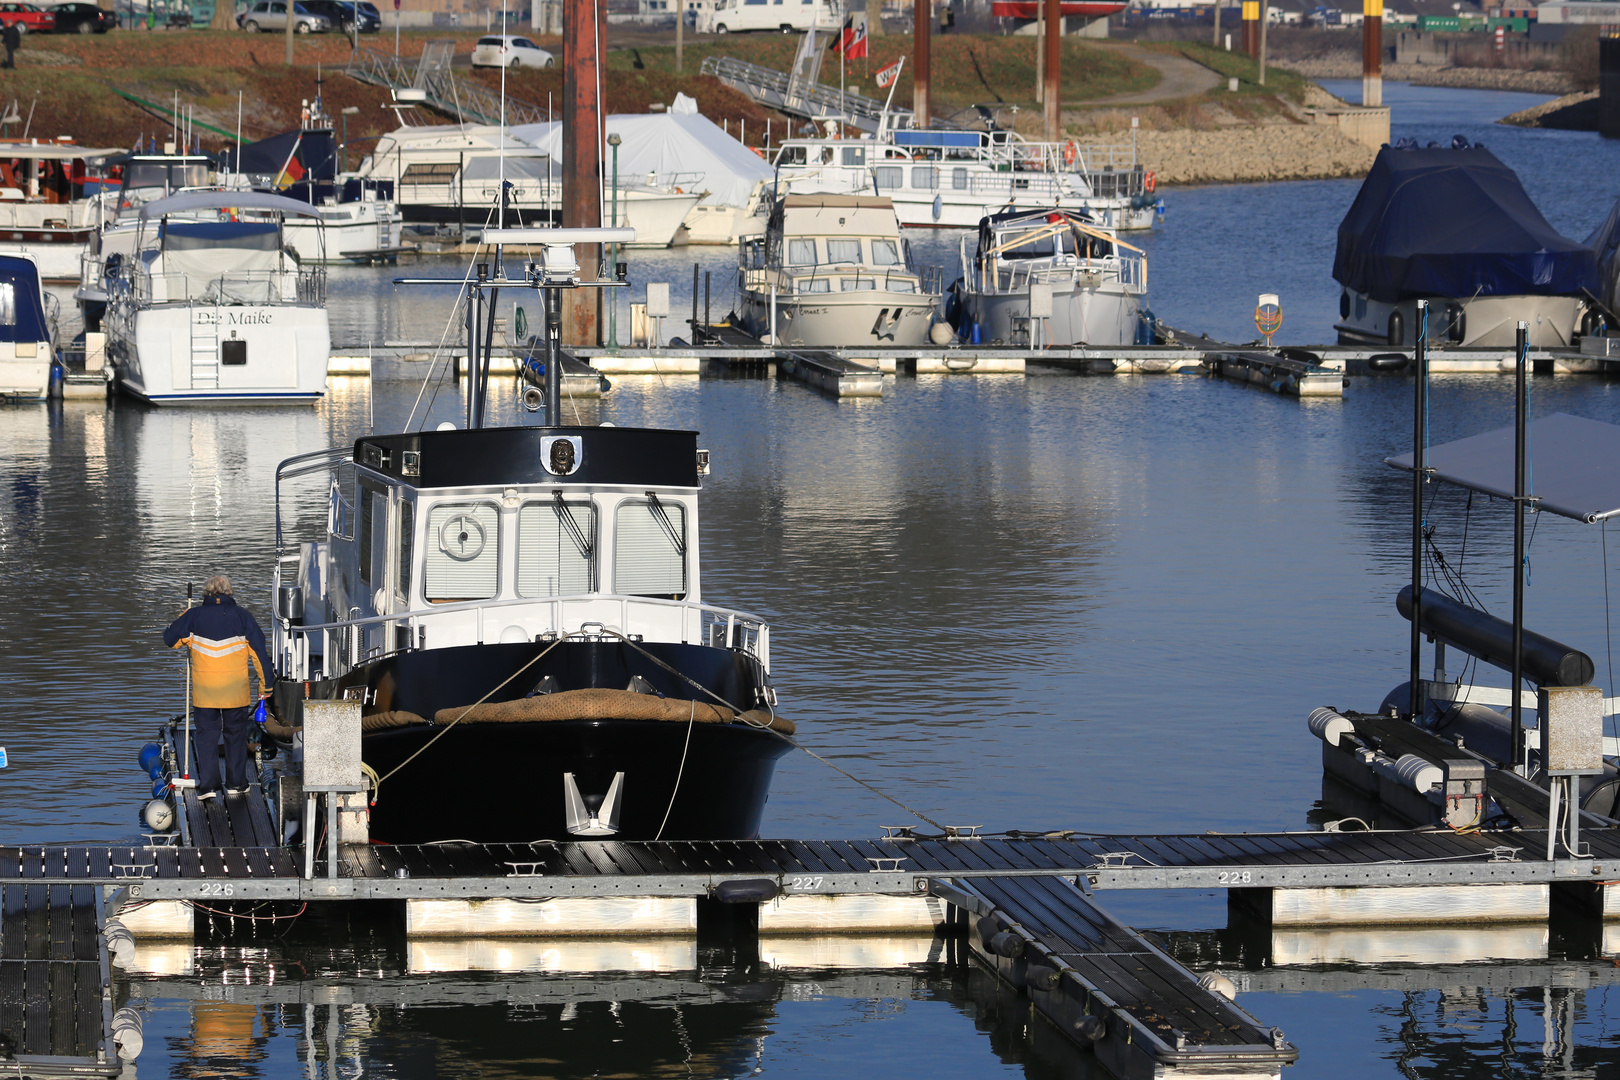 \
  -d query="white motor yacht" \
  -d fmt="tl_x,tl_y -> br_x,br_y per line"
0,141 -> 124,281
950,209 -> 1148,348
219,124 -> 404,264
737,194 -> 940,348
103,190 -> 330,405
356,123 -> 699,247
0,253 -> 57,401
773,129 -> 1160,232
77,152 -> 215,329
